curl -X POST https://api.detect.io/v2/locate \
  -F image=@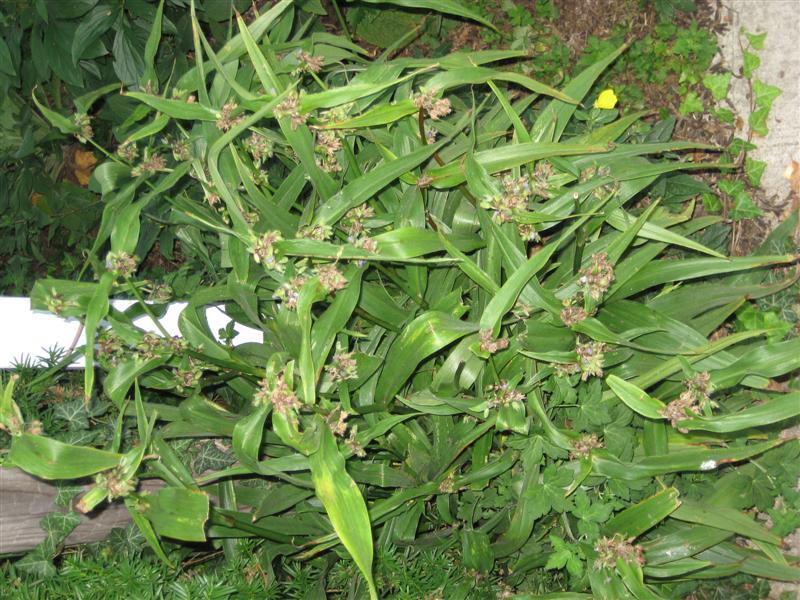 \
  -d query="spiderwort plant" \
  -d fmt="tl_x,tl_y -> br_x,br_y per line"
8,0 -> 800,596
